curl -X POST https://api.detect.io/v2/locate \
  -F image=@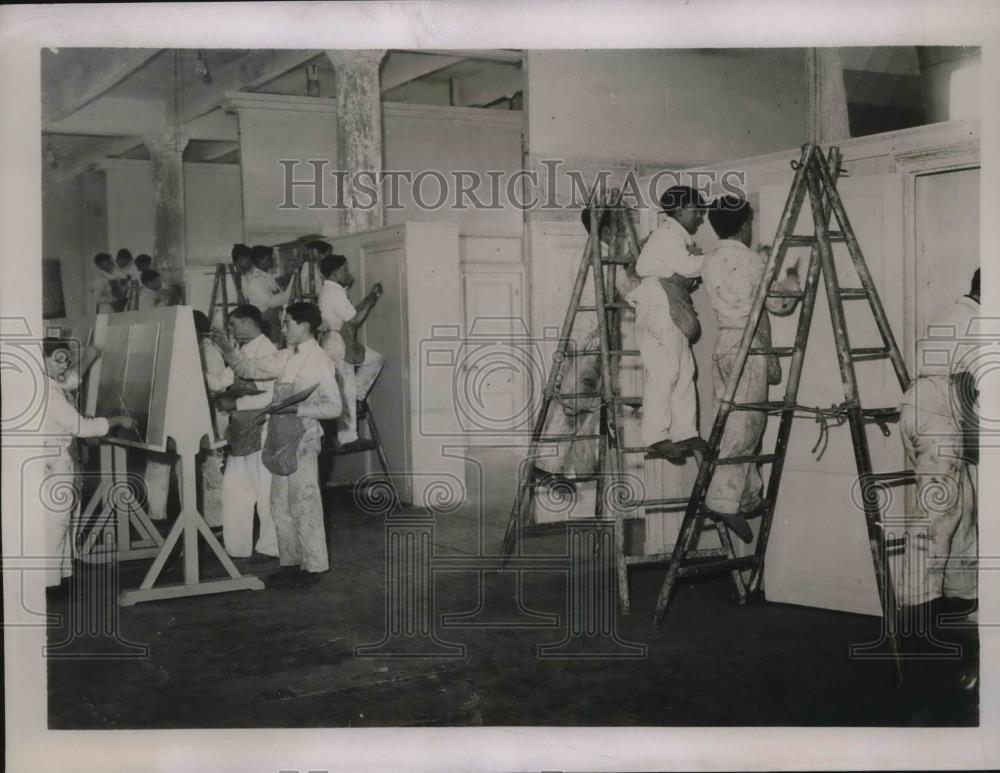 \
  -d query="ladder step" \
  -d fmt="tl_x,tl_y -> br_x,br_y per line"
730,401 -> 788,413
839,288 -> 869,299
562,349 -> 639,358
784,233 -> 847,247
749,347 -> 796,356
536,434 -> 601,443
715,454 -> 777,465
624,496 -> 689,510
601,256 -> 634,265
677,555 -> 758,578
850,347 -> 890,361
577,303 -> 633,311
862,407 -> 901,422
864,470 -> 916,487
555,392 -> 643,407
767,290 -> 805,299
